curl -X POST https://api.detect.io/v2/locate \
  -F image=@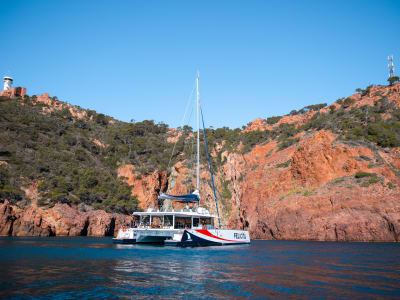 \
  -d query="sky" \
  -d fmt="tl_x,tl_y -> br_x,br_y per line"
1,0 -> 400,129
